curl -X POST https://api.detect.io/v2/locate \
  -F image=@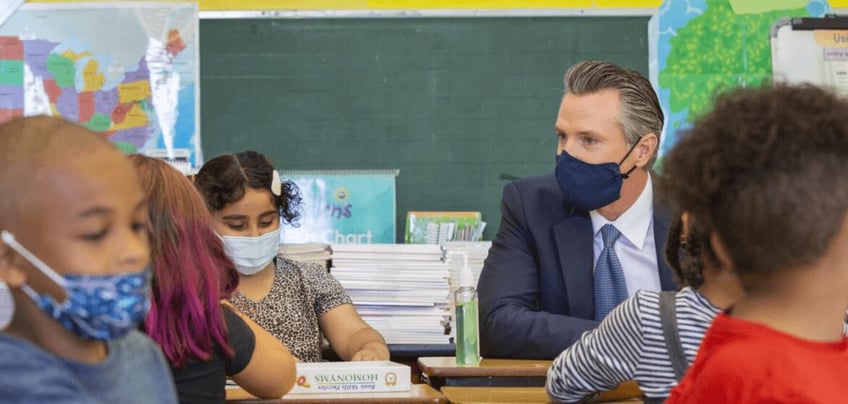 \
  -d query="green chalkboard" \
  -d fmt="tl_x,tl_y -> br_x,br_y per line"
199,16 -> 649,242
